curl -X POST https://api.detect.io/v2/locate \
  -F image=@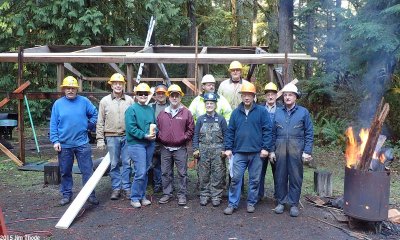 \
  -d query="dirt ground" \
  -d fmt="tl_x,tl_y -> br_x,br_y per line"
0,131 -> 399,240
